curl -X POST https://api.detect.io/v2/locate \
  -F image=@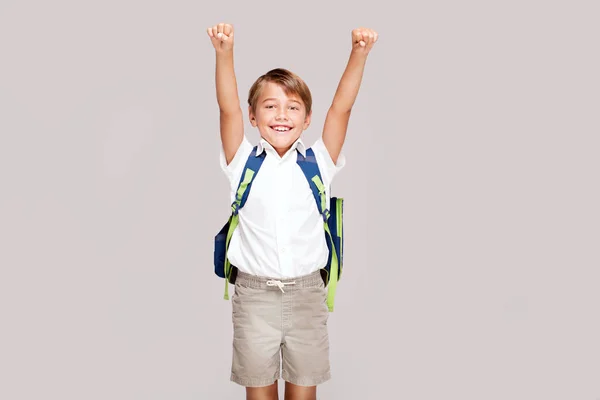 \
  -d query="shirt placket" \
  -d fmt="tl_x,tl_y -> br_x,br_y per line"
275,157 -> 293,275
